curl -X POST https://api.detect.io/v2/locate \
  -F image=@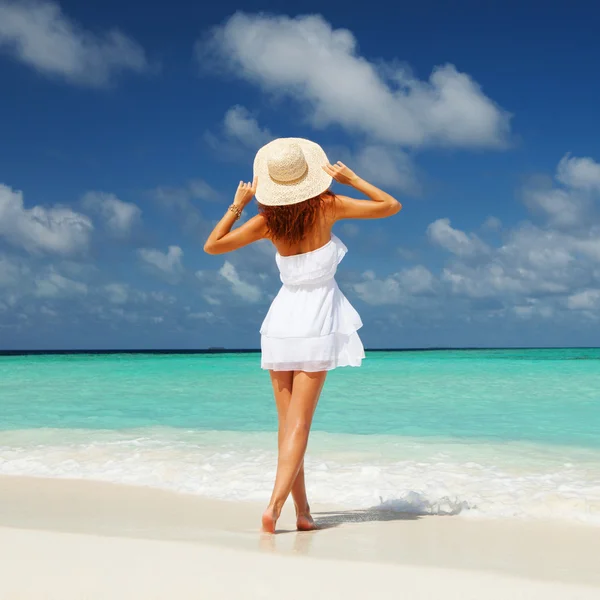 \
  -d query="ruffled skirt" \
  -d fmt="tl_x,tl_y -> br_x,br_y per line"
260,280 -> 365,372
261,330 -> 364,371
